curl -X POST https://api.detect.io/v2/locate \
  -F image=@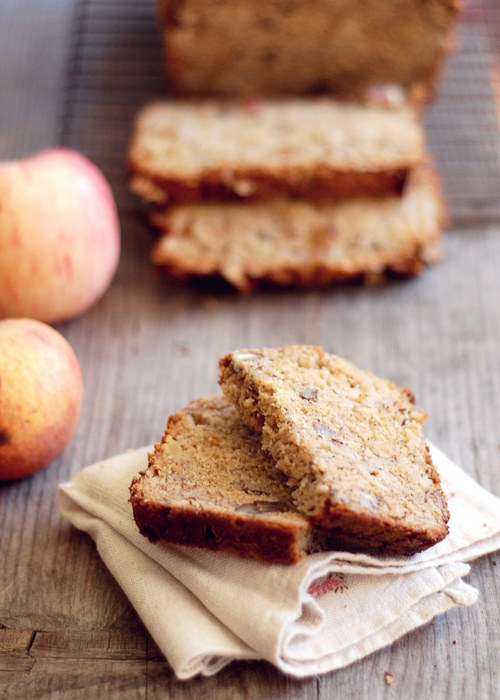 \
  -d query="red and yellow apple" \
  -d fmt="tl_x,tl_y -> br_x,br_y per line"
0,318 -> 83,481
0,148 -> 120,324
